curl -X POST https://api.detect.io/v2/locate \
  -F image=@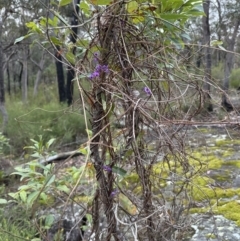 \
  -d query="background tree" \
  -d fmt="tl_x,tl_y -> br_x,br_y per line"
202,0 -> 213,111
0,17 -> 8,130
